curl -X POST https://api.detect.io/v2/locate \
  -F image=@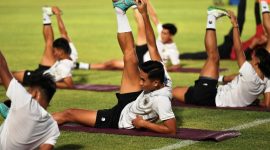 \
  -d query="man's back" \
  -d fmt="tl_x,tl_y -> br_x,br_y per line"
0,79 -> 60,150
